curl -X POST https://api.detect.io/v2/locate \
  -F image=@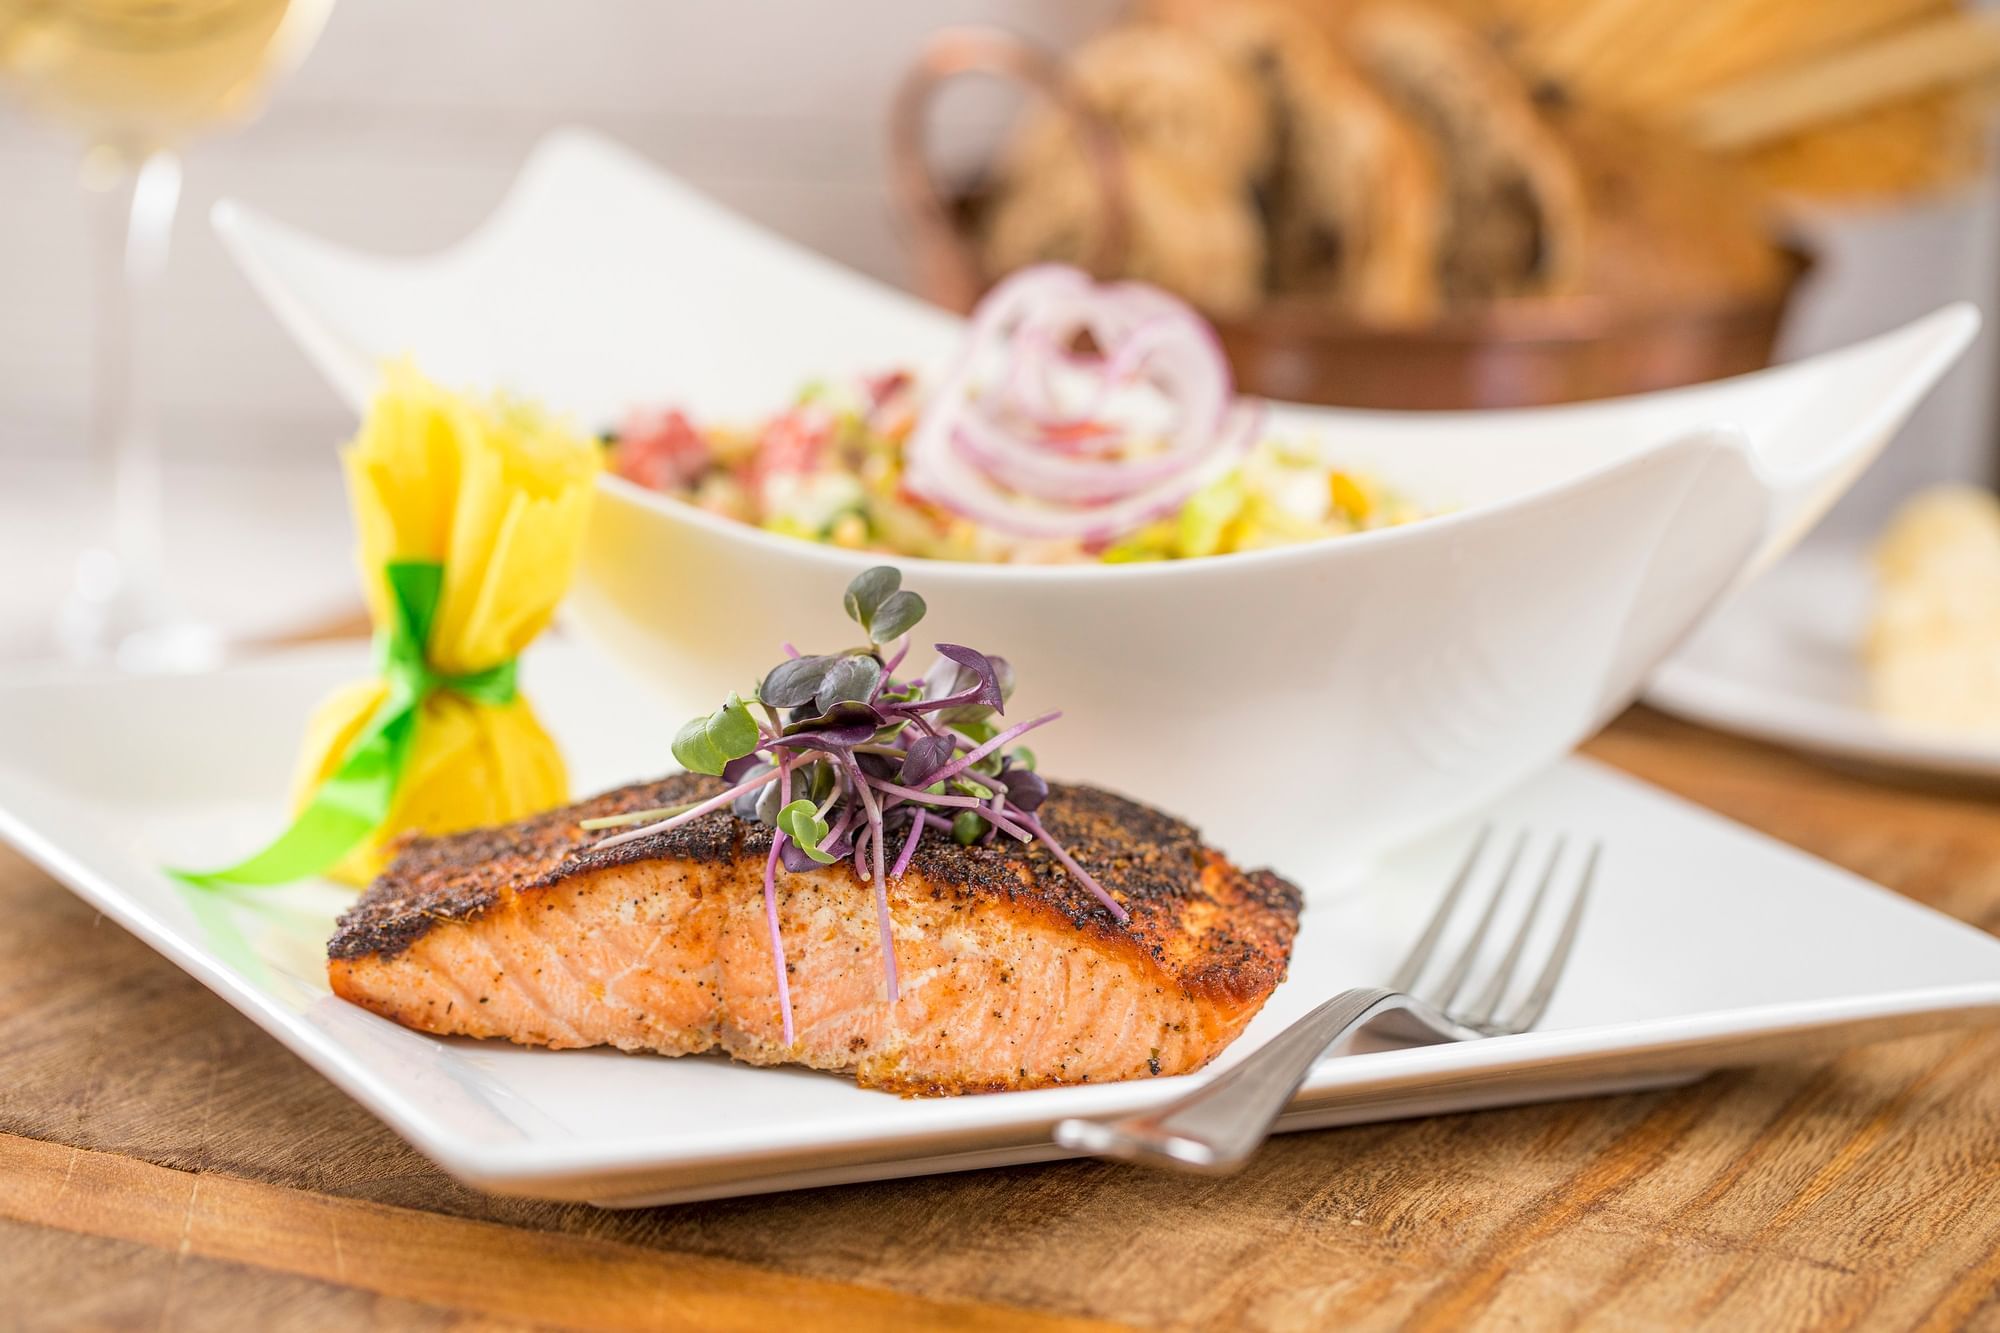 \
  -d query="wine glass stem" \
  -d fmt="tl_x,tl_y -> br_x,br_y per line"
91,149 -> 182,579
